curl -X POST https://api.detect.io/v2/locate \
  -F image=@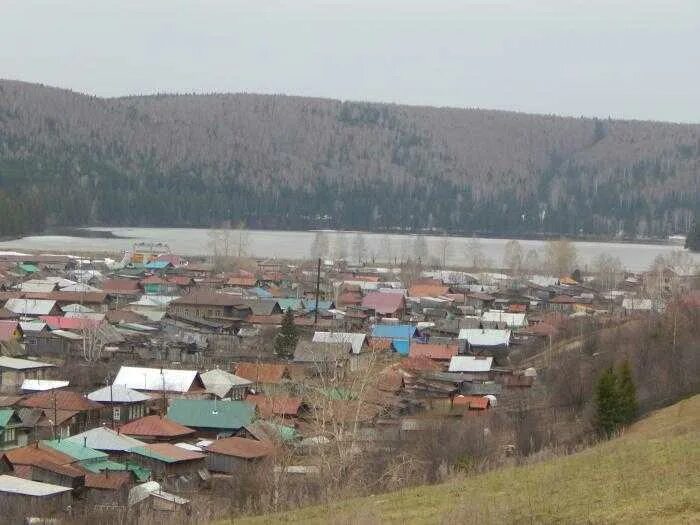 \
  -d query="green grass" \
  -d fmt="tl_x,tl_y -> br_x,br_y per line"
227,395 -> 700,524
